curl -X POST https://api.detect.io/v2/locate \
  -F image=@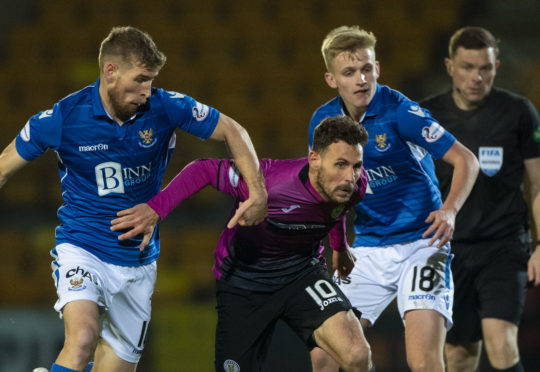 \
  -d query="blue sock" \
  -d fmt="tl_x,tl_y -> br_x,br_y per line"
82,362 -> 94,372
50,364 -> 80,372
